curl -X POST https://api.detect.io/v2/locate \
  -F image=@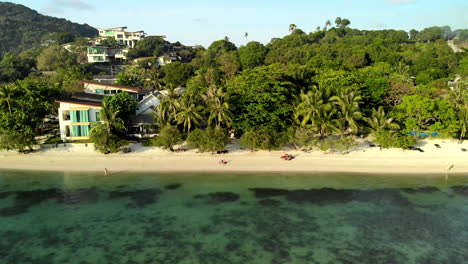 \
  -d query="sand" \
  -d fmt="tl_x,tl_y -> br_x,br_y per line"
1,139 -> 468,175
